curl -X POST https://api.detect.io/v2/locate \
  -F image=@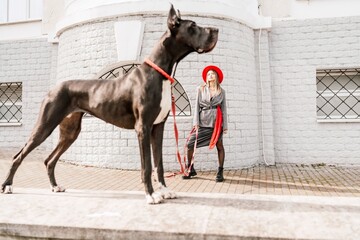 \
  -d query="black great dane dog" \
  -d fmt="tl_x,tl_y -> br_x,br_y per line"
1,4 -> 218,204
